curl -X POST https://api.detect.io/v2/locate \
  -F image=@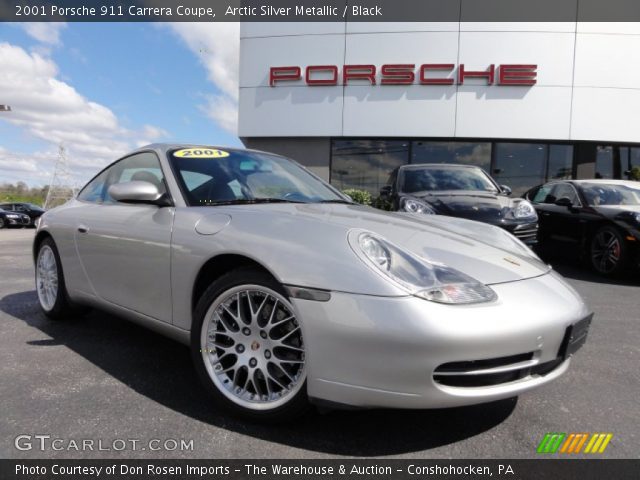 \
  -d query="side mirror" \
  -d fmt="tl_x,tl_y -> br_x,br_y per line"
379,185 -> 392,198
500,185 -> 512,196
554,197 -> 573,208
108,181 -> 167,205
